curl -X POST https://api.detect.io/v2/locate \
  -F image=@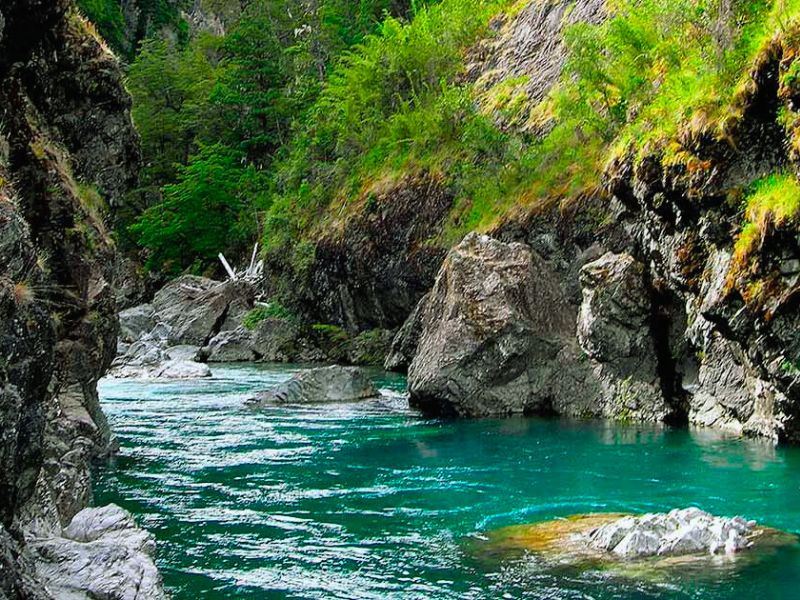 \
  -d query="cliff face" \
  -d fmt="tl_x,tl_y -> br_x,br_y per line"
0,1 -> 161,597
393,6 -> 800,444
